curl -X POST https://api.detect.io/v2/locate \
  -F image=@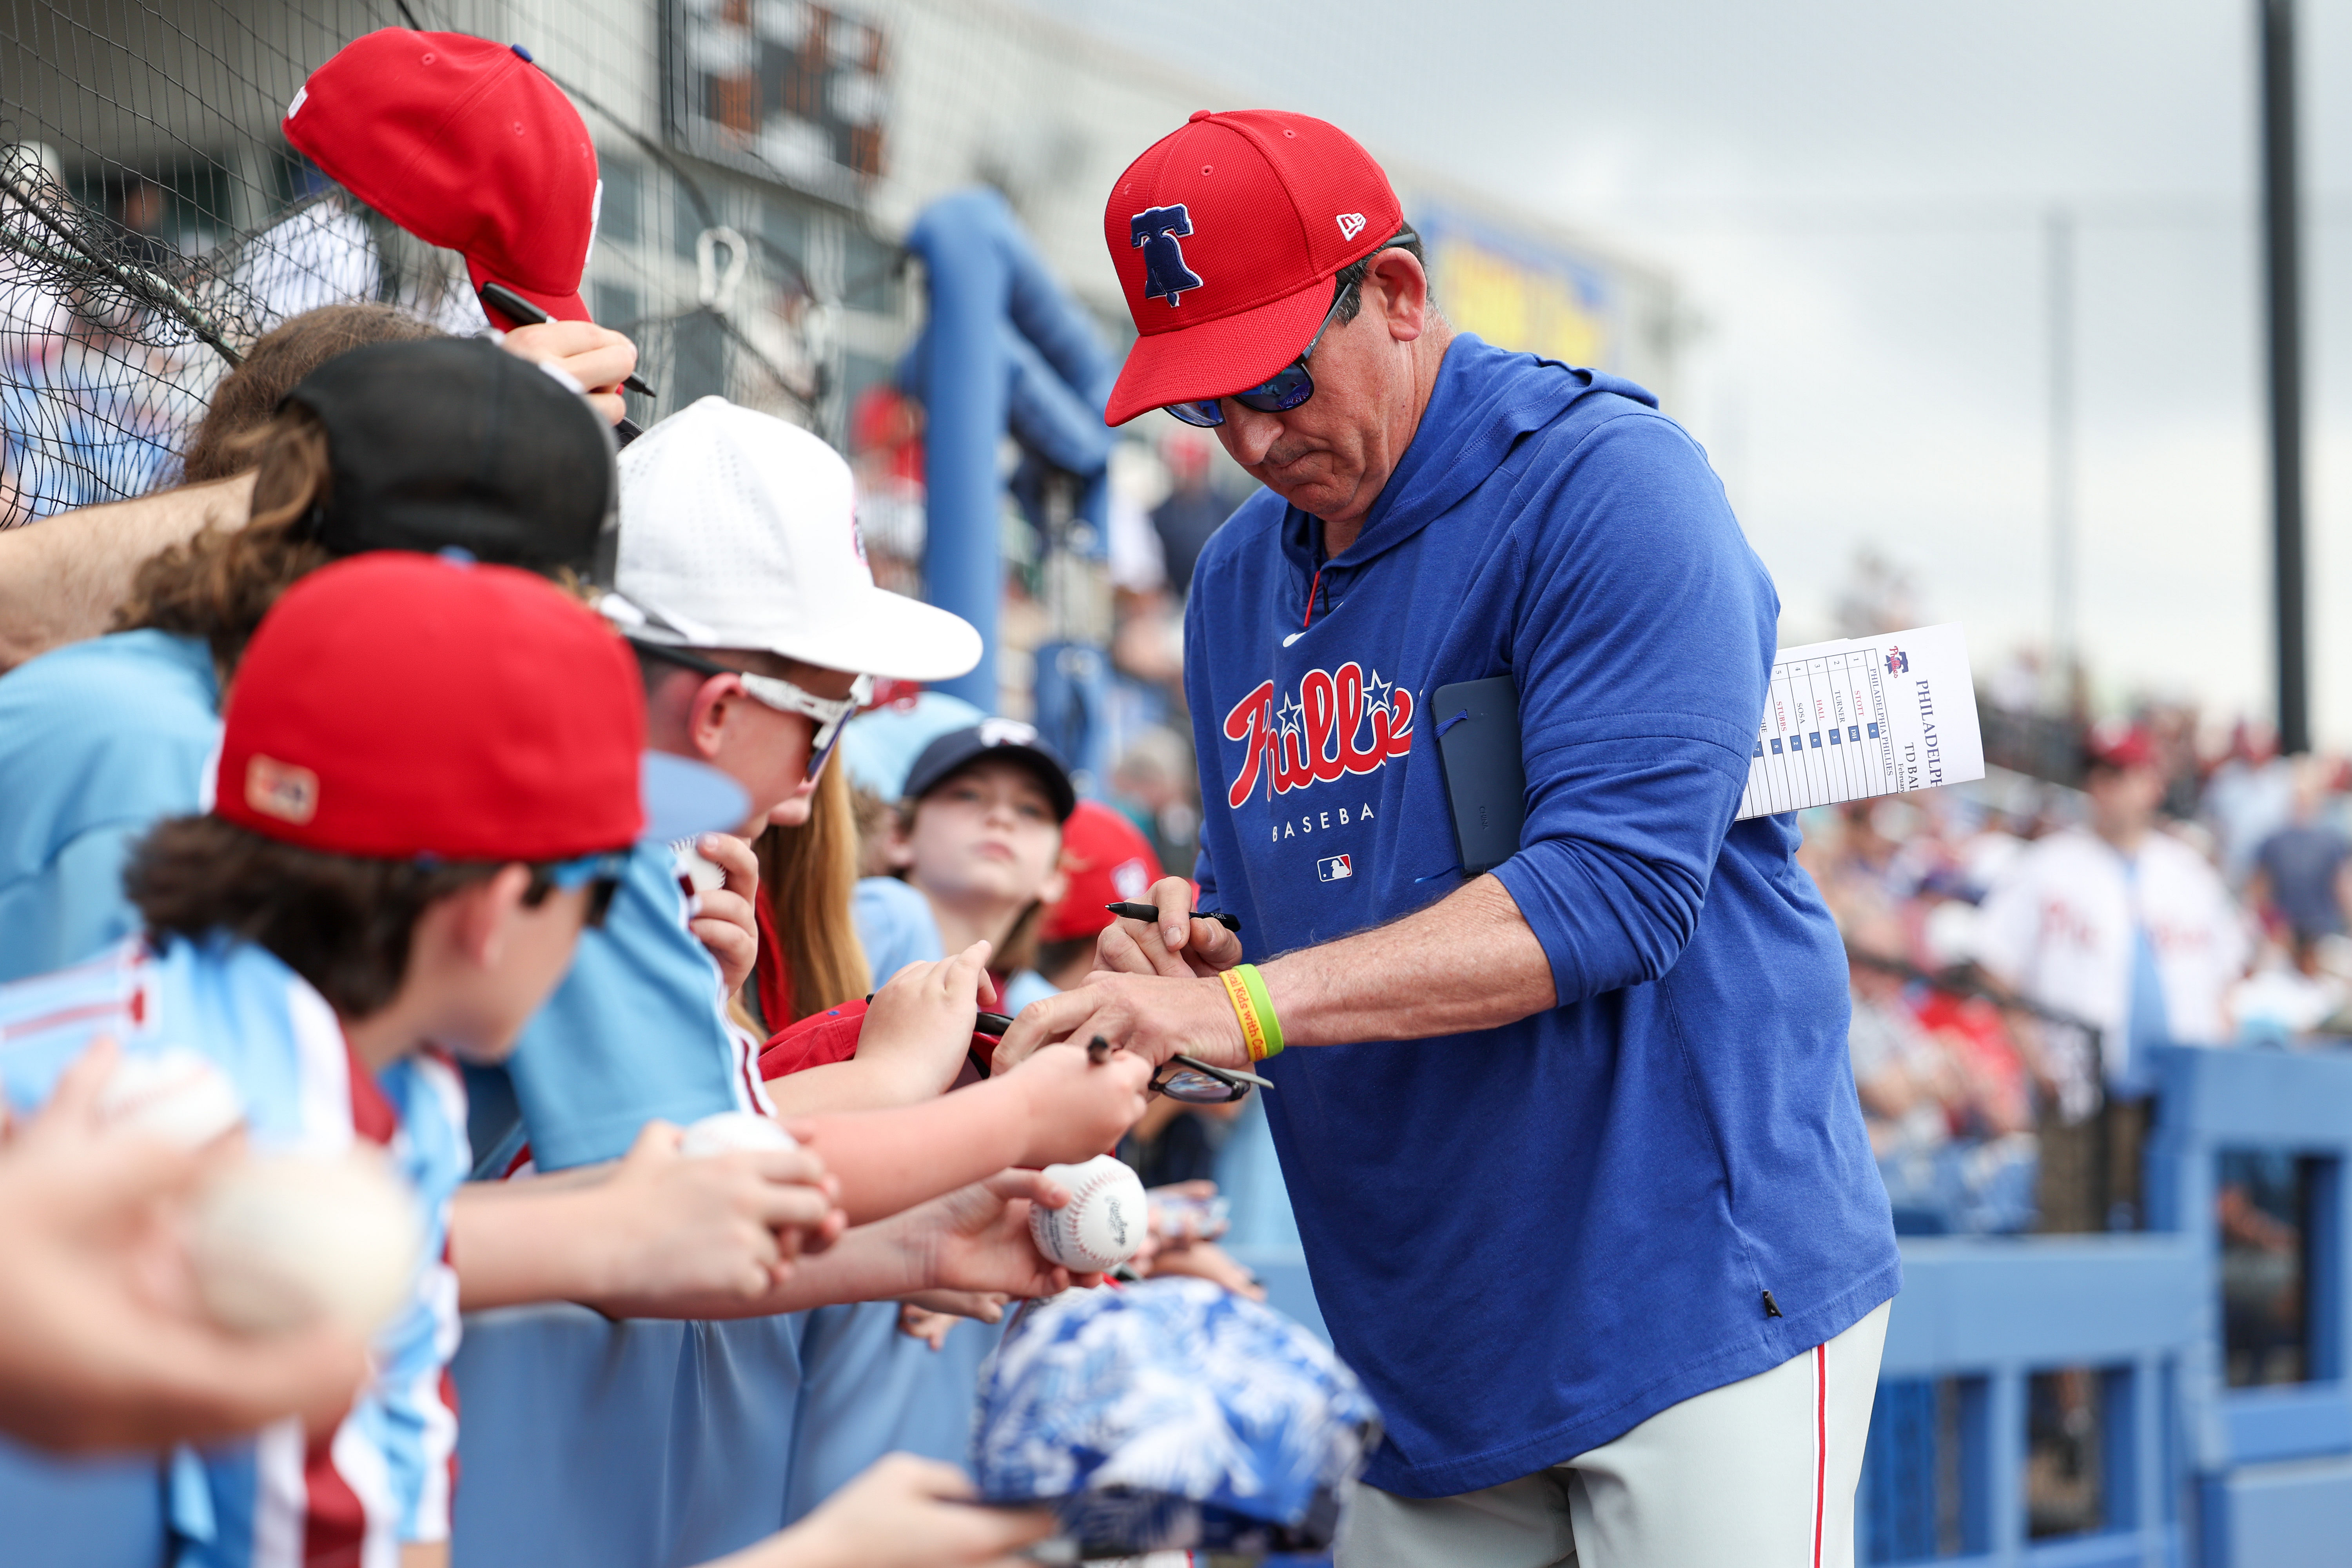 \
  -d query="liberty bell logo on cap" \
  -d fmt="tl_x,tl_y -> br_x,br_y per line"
1130,204 -> 1204,307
